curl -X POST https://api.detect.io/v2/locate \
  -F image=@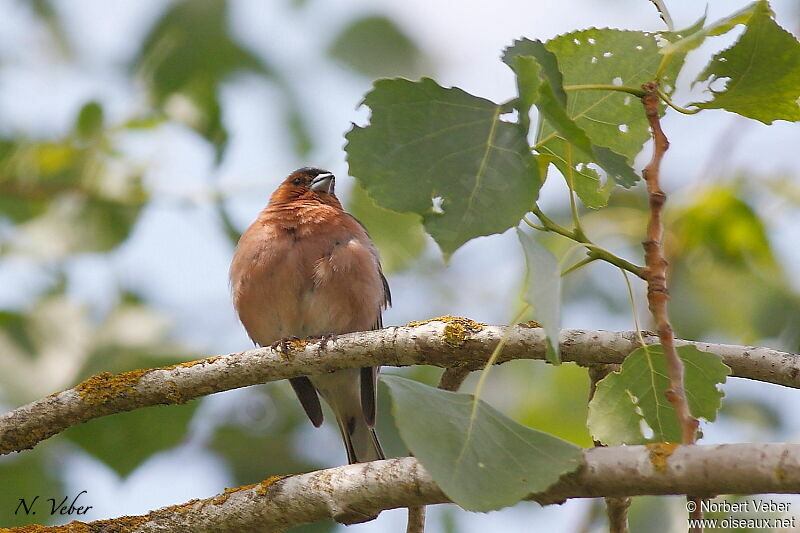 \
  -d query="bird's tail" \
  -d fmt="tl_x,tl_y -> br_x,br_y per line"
335,413 -> 385,464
